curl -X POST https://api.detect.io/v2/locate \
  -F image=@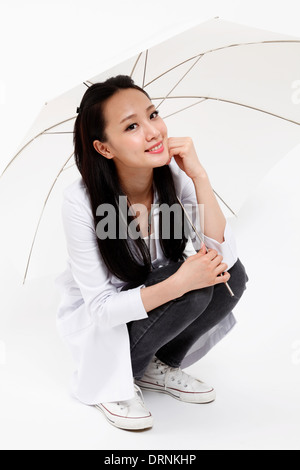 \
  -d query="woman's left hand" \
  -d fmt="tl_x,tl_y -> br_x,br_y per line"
167,137 -> 206,180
